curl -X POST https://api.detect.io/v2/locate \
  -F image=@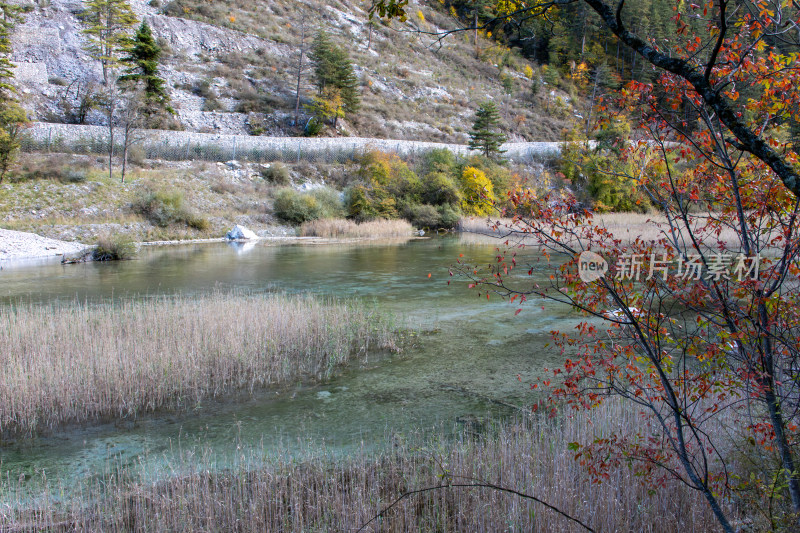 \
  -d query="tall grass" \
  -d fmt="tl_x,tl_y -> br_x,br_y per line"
0,399 -> 740,532
300,218 -> 414,238
0,292 -> 398,436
